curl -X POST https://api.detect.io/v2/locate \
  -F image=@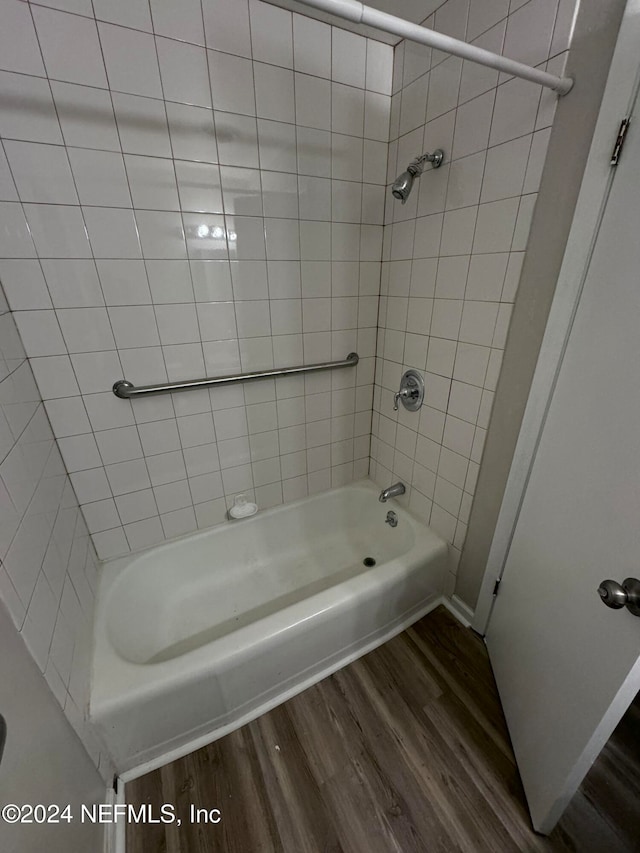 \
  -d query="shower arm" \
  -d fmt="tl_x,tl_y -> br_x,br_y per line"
408,152 -> 443,176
